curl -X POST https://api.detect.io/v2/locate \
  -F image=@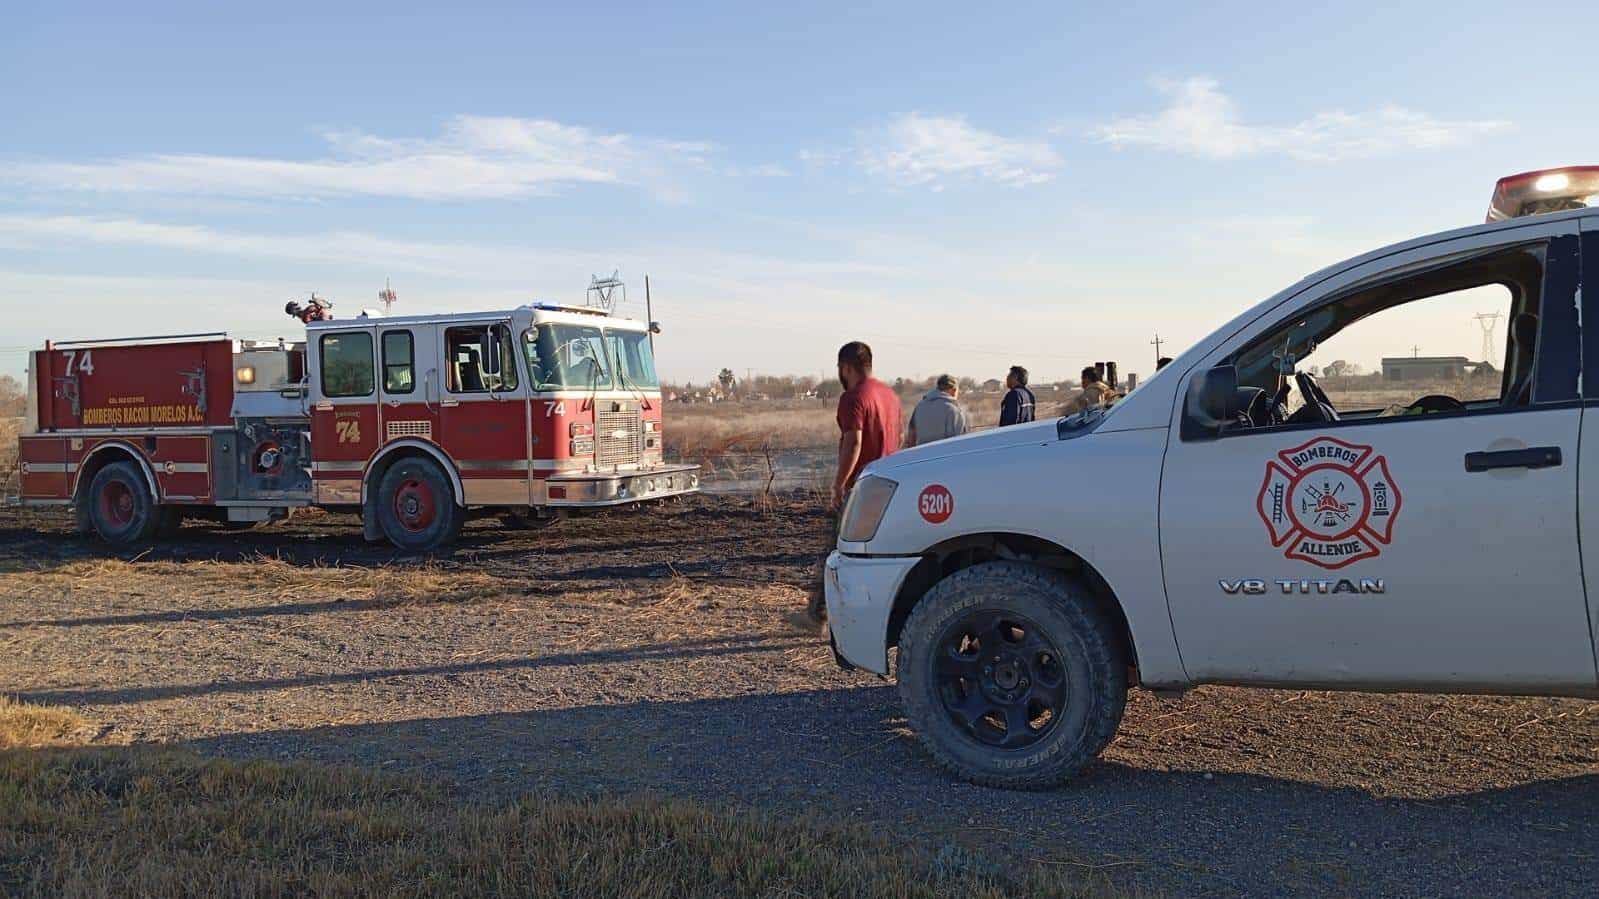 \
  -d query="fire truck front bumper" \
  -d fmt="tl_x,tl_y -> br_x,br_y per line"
535,465 -> 700,507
